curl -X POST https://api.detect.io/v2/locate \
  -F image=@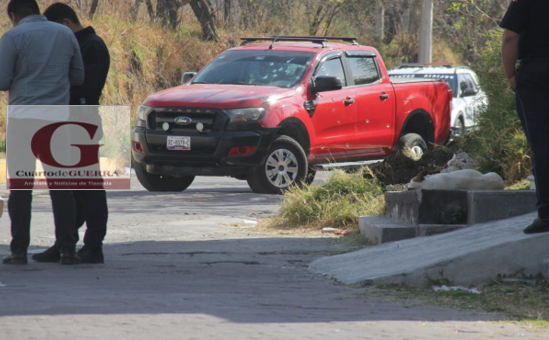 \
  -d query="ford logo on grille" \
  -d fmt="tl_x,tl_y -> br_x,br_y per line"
174,116 -> 192,125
